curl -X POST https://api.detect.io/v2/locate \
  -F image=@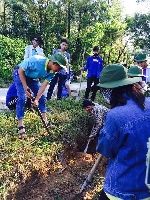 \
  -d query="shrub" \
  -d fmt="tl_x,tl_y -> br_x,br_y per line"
0,35 -> 26,86
0,91 -> 109,198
